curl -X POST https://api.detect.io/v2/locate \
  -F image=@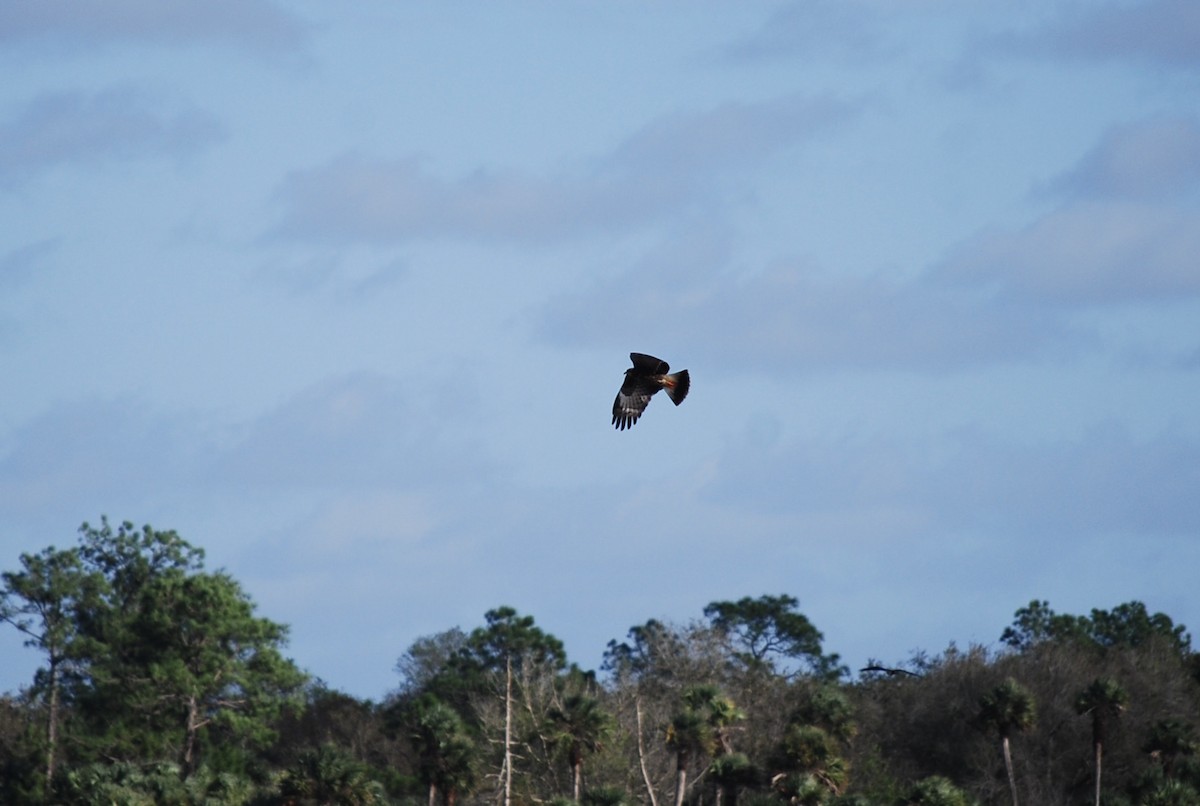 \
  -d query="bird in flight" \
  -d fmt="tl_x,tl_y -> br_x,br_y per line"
859,664 -> 920,678
612,352 -> 690,430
